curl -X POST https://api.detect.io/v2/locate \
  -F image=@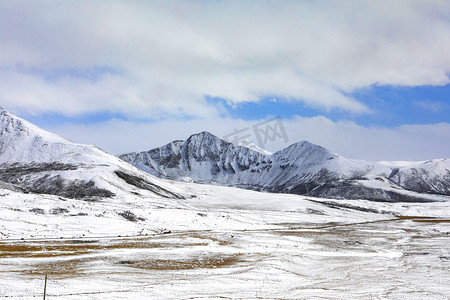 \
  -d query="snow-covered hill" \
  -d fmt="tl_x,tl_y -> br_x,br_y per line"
120,132 -> 450,202
0,107 -> 185,200
387,159 -> 450,195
